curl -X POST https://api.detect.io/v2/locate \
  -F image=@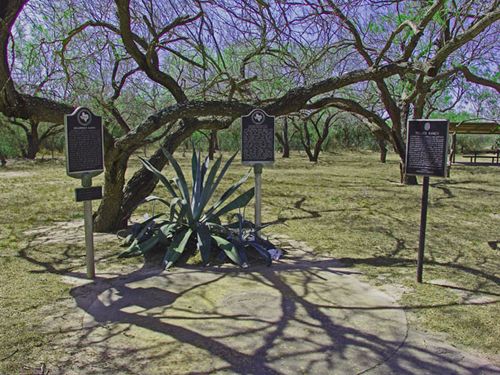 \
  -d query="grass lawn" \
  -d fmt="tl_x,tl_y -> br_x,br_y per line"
0,151 -> 499,373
